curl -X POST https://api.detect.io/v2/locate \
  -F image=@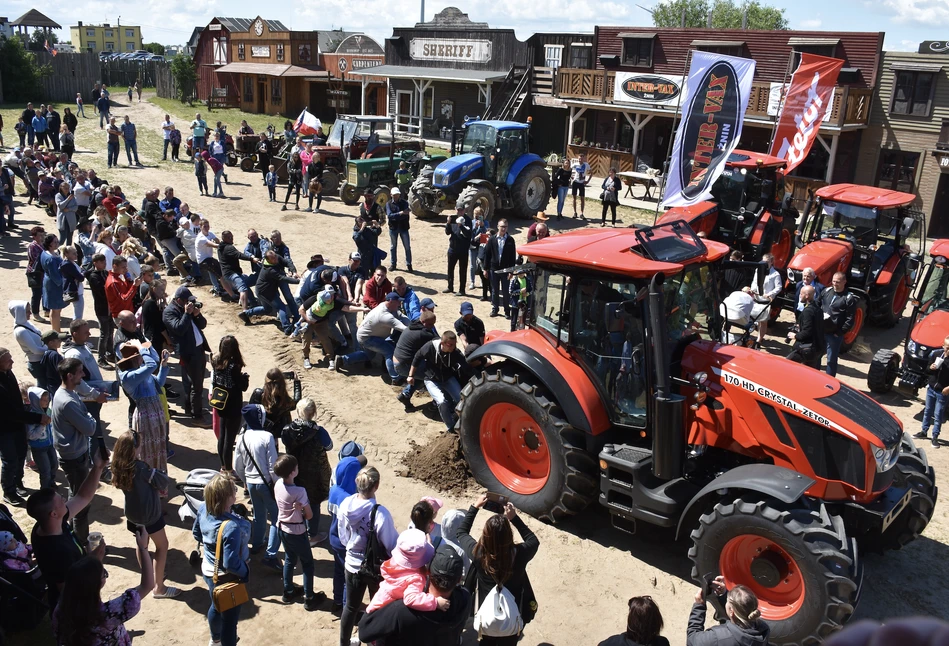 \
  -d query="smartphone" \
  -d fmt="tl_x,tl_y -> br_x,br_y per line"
98,442 -> 110,462
282,371 -> 296,381
484,492 -> 509,514
701,573 -> 718,600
